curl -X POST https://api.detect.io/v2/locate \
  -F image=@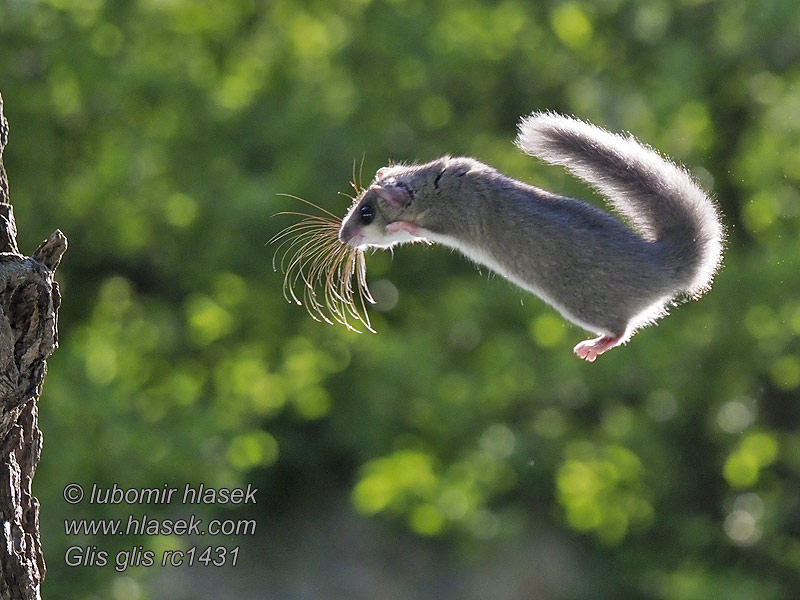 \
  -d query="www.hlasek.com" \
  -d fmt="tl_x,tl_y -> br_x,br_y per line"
63,483 -> 258,572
